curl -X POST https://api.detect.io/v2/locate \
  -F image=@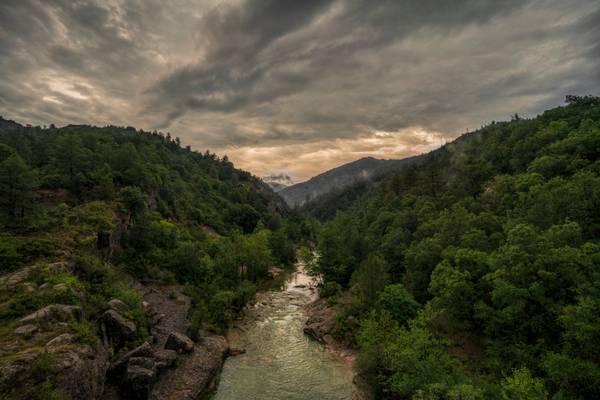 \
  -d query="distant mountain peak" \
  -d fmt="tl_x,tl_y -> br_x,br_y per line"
278,156 -> 418,207
263,173 -> 295,192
